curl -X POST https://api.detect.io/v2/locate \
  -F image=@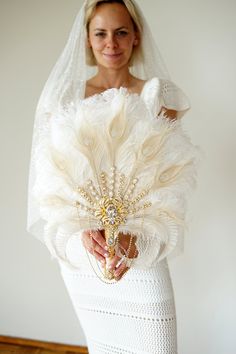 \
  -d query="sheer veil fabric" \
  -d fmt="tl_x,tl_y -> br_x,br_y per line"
27,0 -> 191,250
